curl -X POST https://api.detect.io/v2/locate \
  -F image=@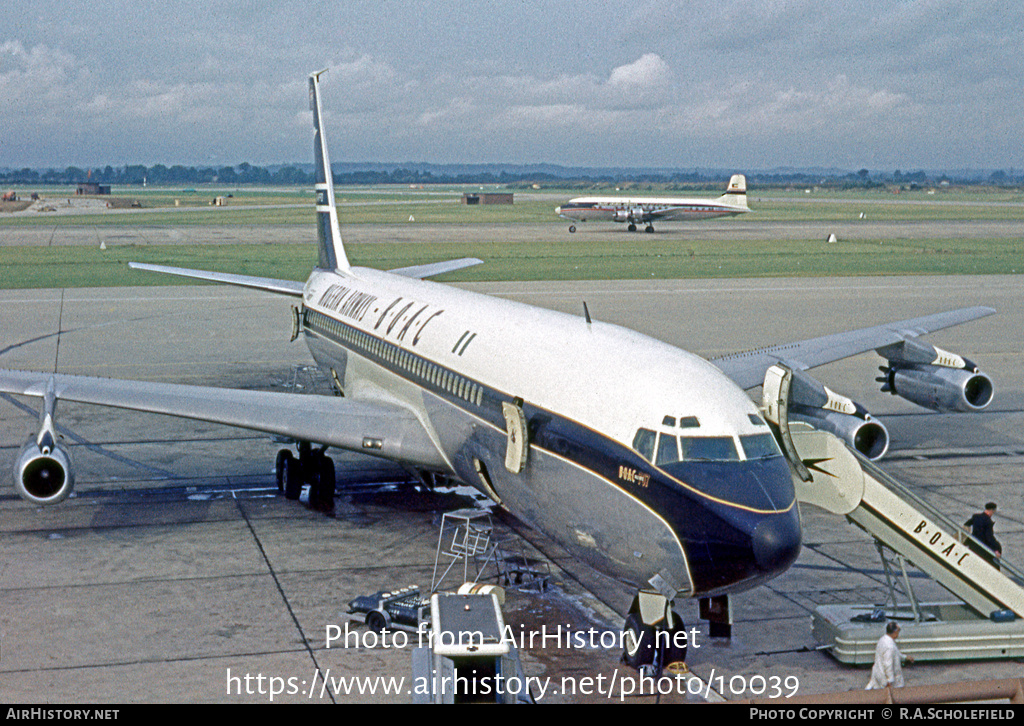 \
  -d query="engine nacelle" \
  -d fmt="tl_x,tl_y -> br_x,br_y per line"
613,207 -> 646,223
789,406 -> 890,461
781,368 -> 888,460
14,440 -> 74,505
880,364 -> 994,413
